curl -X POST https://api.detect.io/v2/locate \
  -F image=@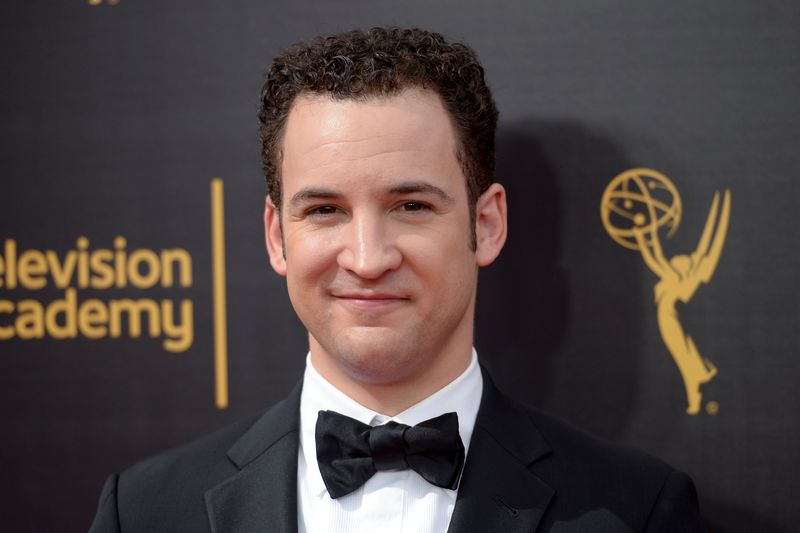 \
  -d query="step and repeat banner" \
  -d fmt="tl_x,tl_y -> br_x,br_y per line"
1,1 -> 797,531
